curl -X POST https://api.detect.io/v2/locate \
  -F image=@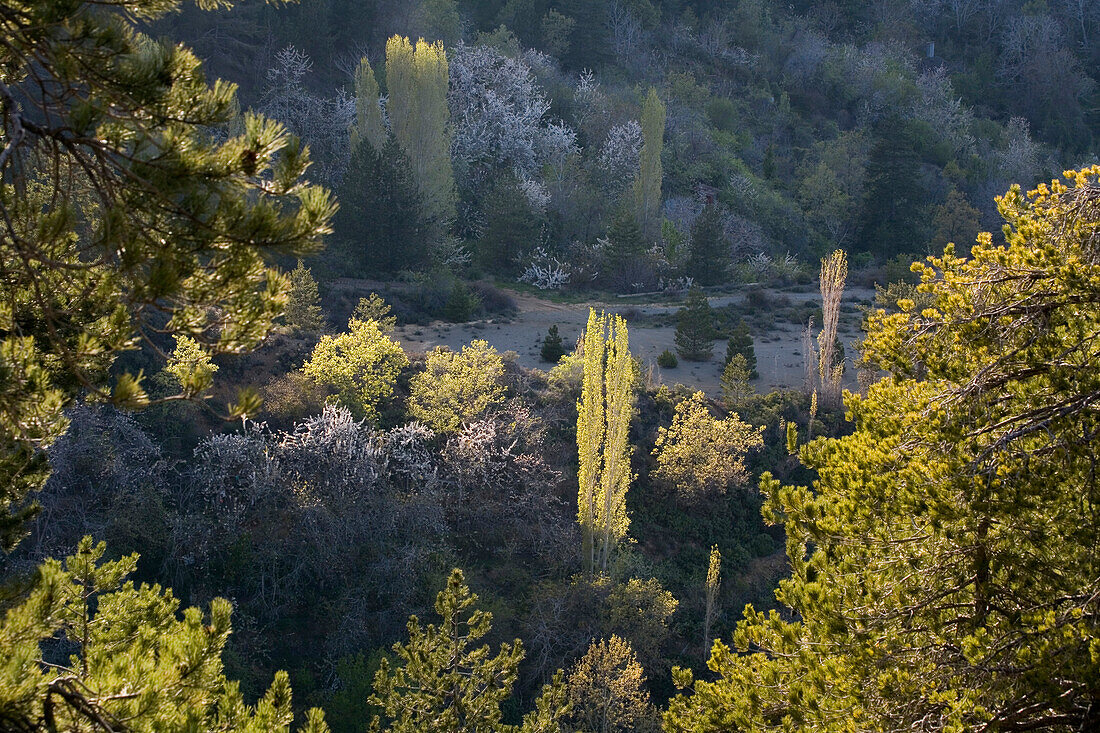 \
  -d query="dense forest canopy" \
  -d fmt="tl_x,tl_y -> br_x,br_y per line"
1,0 -> 1098,730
